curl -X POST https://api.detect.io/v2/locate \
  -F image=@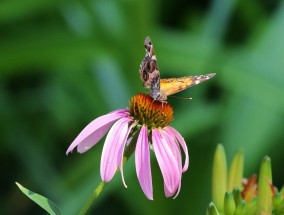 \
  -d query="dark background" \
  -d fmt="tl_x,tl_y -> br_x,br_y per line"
1,0 -> 284,214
